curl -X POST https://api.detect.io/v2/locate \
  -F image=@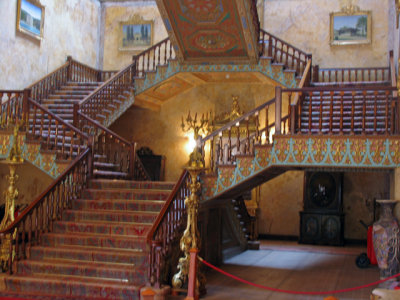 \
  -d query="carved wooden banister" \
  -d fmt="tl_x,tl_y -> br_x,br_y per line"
200,97 -> 288,171
133,37 -> 175,78
147,169 -> 191,288
79,63 -> 136,124
0,90 -> 29,128
76,111 -> 150,180
282,85 -> 398,135
259,29 -> 310,75
27,57 -> 116,104
389,50 -> 399,132
315,66 -> 390,85
0,148 -> 92,274
27,99 -> 89,159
